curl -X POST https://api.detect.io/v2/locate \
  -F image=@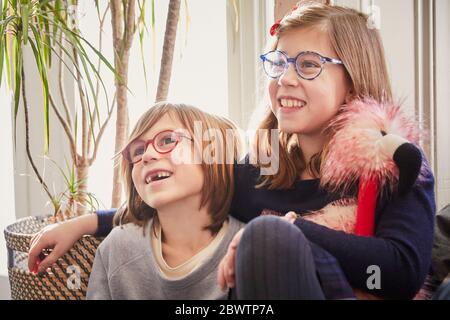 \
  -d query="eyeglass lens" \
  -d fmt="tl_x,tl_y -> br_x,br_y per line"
263,51 -> 323,79
128,131 -> 179,163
